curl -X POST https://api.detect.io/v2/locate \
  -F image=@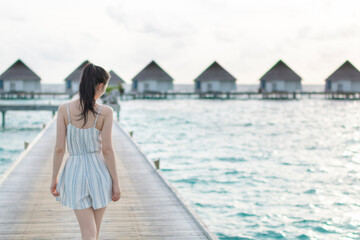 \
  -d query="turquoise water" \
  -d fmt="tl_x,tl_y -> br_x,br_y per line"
2,92 -> 360,239
119,98 -> 360,240
0,98 -> 68,175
